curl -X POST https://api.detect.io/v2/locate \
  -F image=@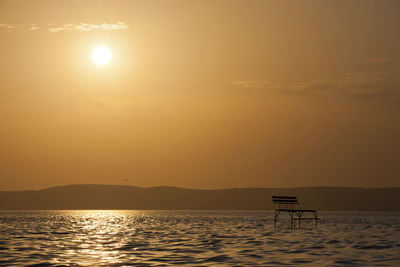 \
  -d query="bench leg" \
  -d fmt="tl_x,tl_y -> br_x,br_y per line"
315,211 -> 318,228
274,210 -> 280,227
299,215 -> 301,228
